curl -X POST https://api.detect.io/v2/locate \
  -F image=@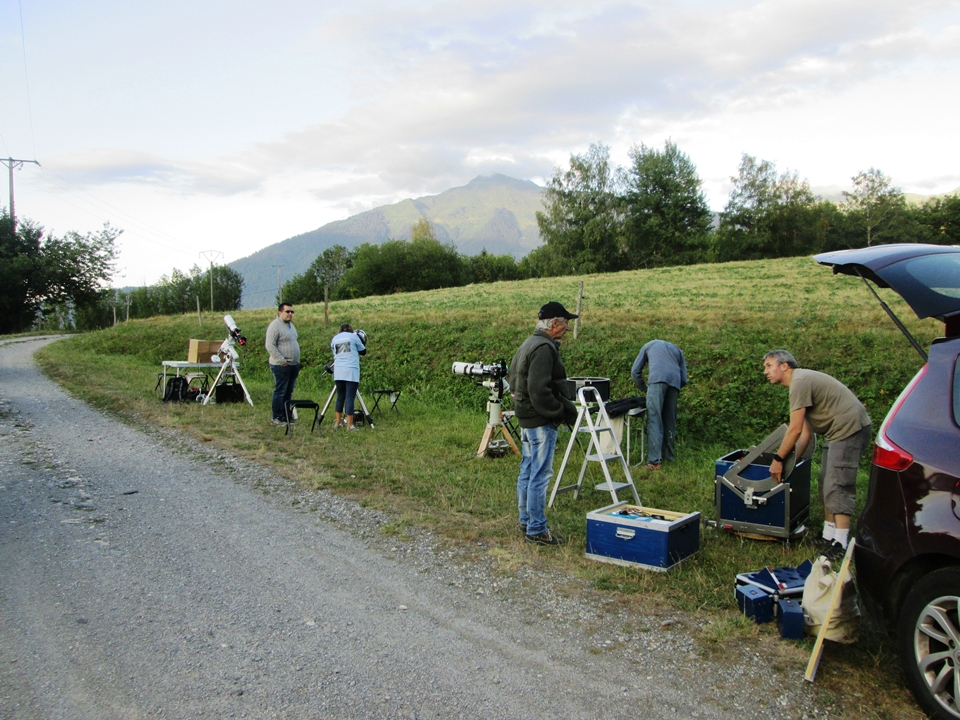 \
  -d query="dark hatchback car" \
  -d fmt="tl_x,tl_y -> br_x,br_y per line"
815,244 -> 960,720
